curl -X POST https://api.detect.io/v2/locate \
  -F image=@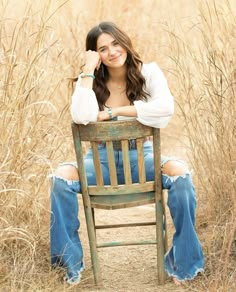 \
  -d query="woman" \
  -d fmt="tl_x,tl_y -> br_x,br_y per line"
50,21 -> 204,285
